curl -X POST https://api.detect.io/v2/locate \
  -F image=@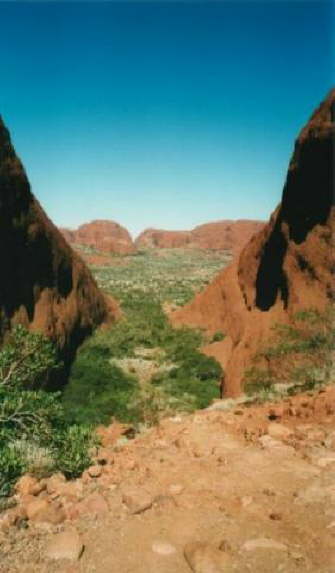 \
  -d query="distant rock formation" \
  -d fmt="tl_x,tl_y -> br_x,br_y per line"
135,228 -> 192,249
60,220 -> 136,255
172,89 -> 335,396
0,117 -> 118,387
135,220 -> 265,255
